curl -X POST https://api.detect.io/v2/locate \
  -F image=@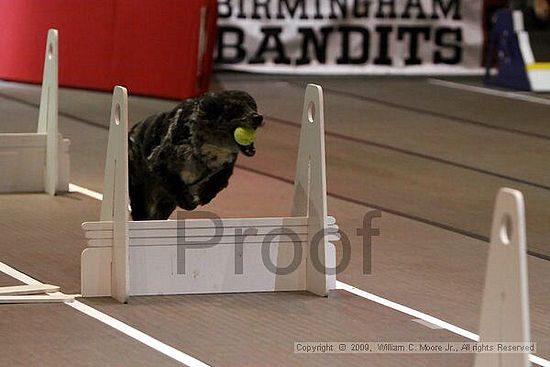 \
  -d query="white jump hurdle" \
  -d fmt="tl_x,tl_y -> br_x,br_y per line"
0,29 -> 70,195
474,188 -> 531,367
81,84 -> 338,303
